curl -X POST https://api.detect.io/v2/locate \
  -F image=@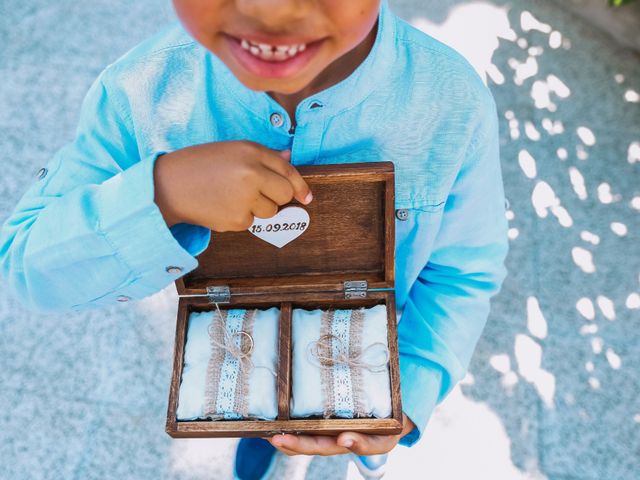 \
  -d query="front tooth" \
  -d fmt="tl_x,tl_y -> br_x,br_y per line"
275,45 -> 290,52
287,45 -> 298,56
260,49 -> 274,60
273,50 -> 288,60
257,42 -> 272,51
250,45 -> 260,55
